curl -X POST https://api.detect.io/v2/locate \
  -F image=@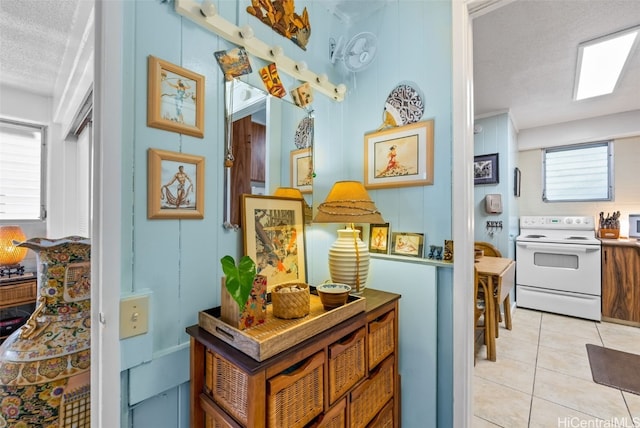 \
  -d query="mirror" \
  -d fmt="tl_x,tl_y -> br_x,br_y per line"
223,78 -> 313,230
